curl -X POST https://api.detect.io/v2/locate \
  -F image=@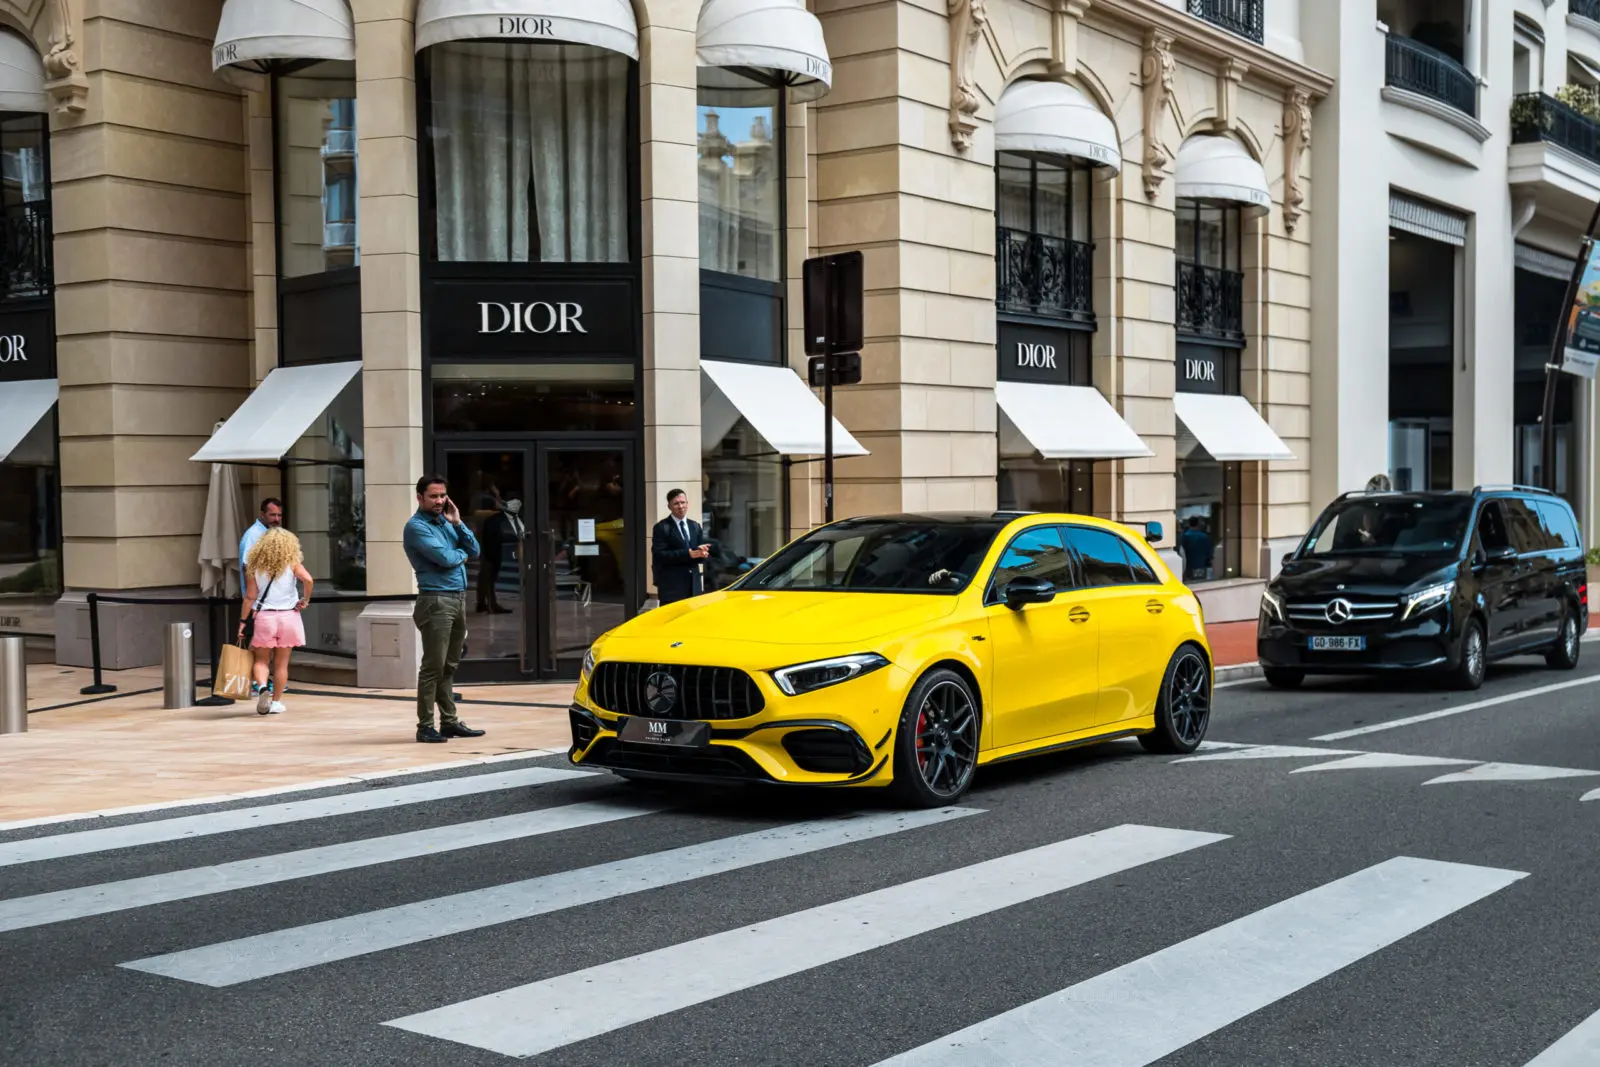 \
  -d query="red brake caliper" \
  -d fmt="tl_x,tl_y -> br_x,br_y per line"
916,709 -> 930,768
